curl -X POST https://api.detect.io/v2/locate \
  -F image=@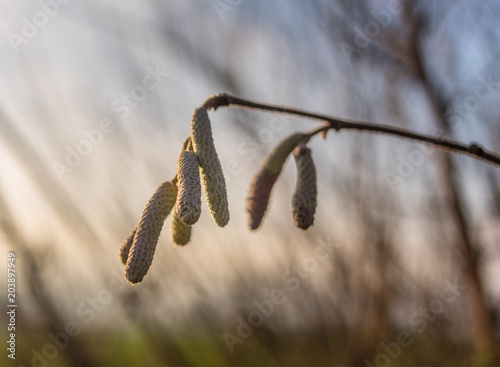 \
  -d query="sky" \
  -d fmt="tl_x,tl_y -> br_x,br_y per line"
0,0 -> 499,331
